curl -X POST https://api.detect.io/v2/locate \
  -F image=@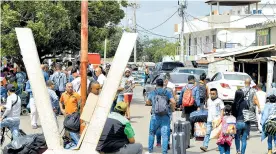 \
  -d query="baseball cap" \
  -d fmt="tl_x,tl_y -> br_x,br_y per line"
7,84 -> 15,91
114,102 -> 128,112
